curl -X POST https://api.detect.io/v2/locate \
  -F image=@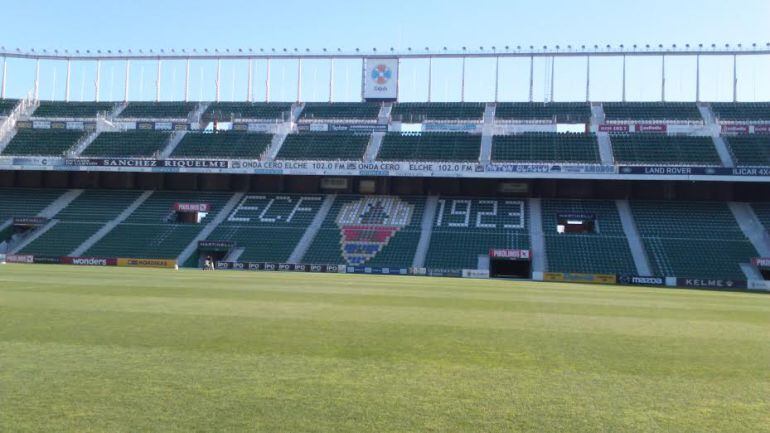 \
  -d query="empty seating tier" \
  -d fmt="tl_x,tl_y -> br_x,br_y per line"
118,102 -> 196,119
204,102 -> 292,121
630,201 -> 756,279
81,131 -> 172,157
172,132 -> 272,159
377,133 -> 481,161
602,102 -> 703,121
725,135 -> 770,166
1,129 -> 85,156
391,103 -> 485,122
491,133 -> 600,163
712,103 -> 770,121
0,189 -> 65,221
0,99 -> 19,116
33,101 -> 115,118
542,200 -> 636,275
750,203 -> 770,232
425,198 -> 529,270
303,195 -> 425,268
277,133 -> 369,160
299,103 -> 381,121
207,194 -> 325,262
494,102 -> 591,123
611,135 -> 721,165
